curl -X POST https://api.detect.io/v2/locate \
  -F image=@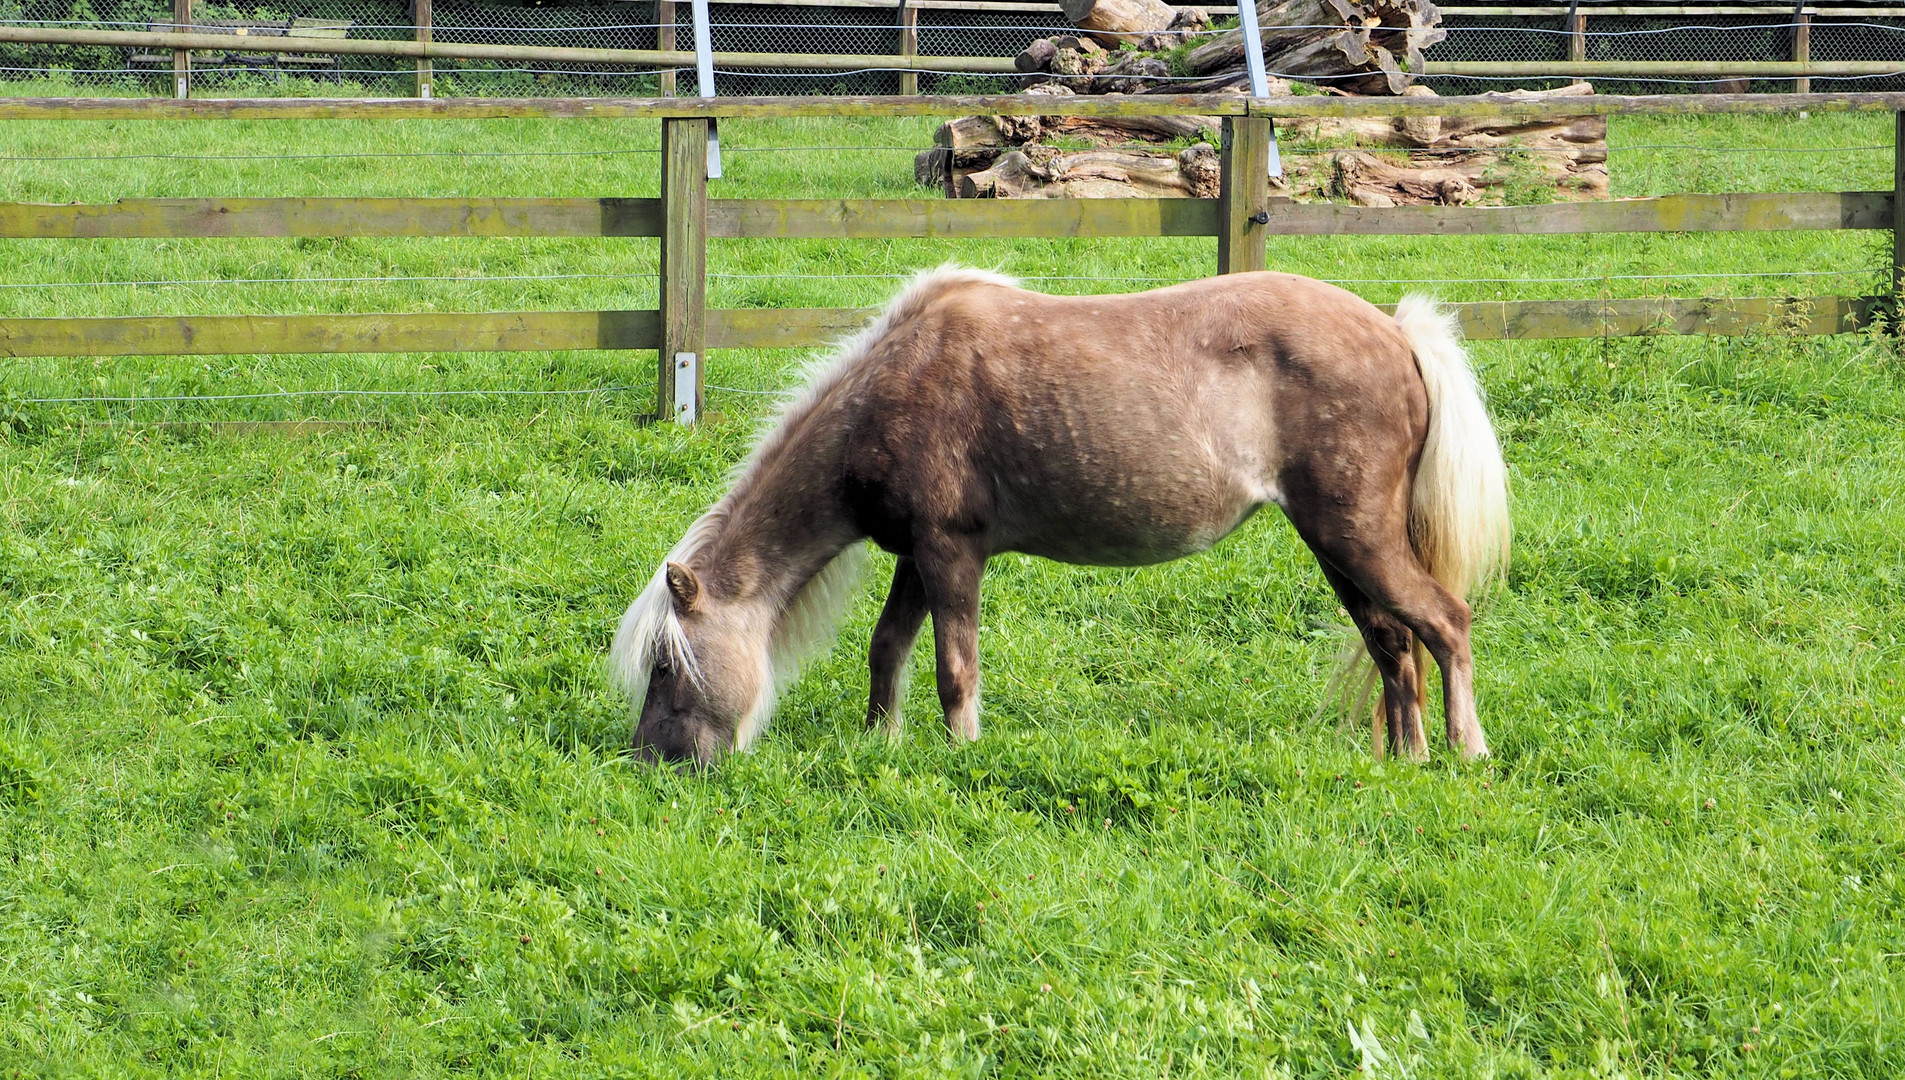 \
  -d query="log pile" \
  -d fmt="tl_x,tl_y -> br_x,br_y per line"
915,84 -> 1227,199
926,0 -> 1605,204
1272,84 -> 1609,205
915,84 -> 1608,205
1016,0 -> 1444,95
